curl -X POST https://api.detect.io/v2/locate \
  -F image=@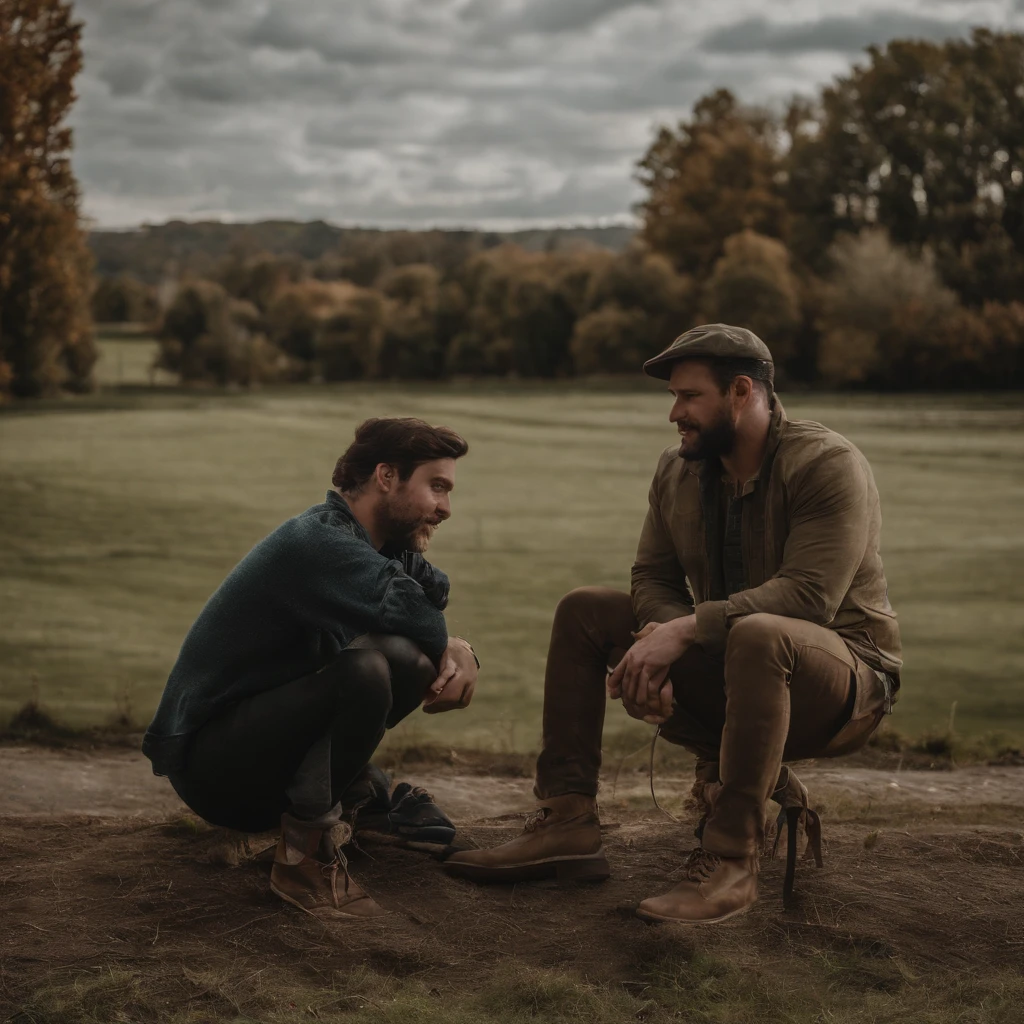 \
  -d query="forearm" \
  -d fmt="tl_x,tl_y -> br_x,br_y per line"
631,577 -> 695,629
